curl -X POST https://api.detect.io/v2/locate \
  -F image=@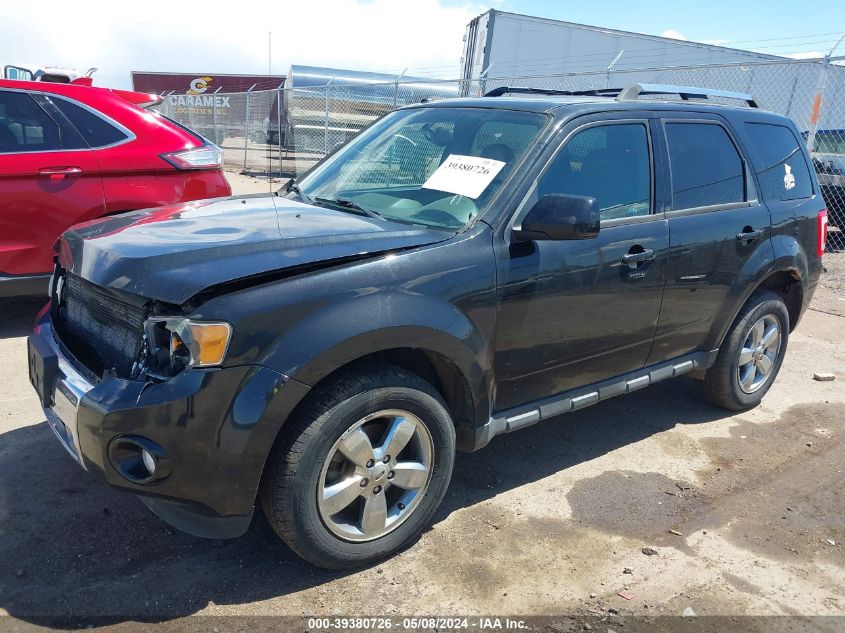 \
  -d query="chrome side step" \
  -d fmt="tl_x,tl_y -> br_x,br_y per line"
475,350 -> 717,450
